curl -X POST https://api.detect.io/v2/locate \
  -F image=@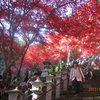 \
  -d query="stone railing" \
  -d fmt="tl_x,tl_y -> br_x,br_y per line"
5,69 -> 69,100
36,68 -> 69,100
